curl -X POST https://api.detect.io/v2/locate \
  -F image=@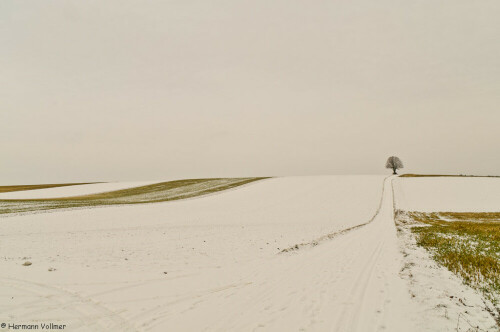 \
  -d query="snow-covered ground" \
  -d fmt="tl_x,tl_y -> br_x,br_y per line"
1,175 -> 498,331
0,181 -> 162,199
395,213 -> 498,332
393,176 -> 500,212
393,176 -> 500,331
0,176 -> 383,276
